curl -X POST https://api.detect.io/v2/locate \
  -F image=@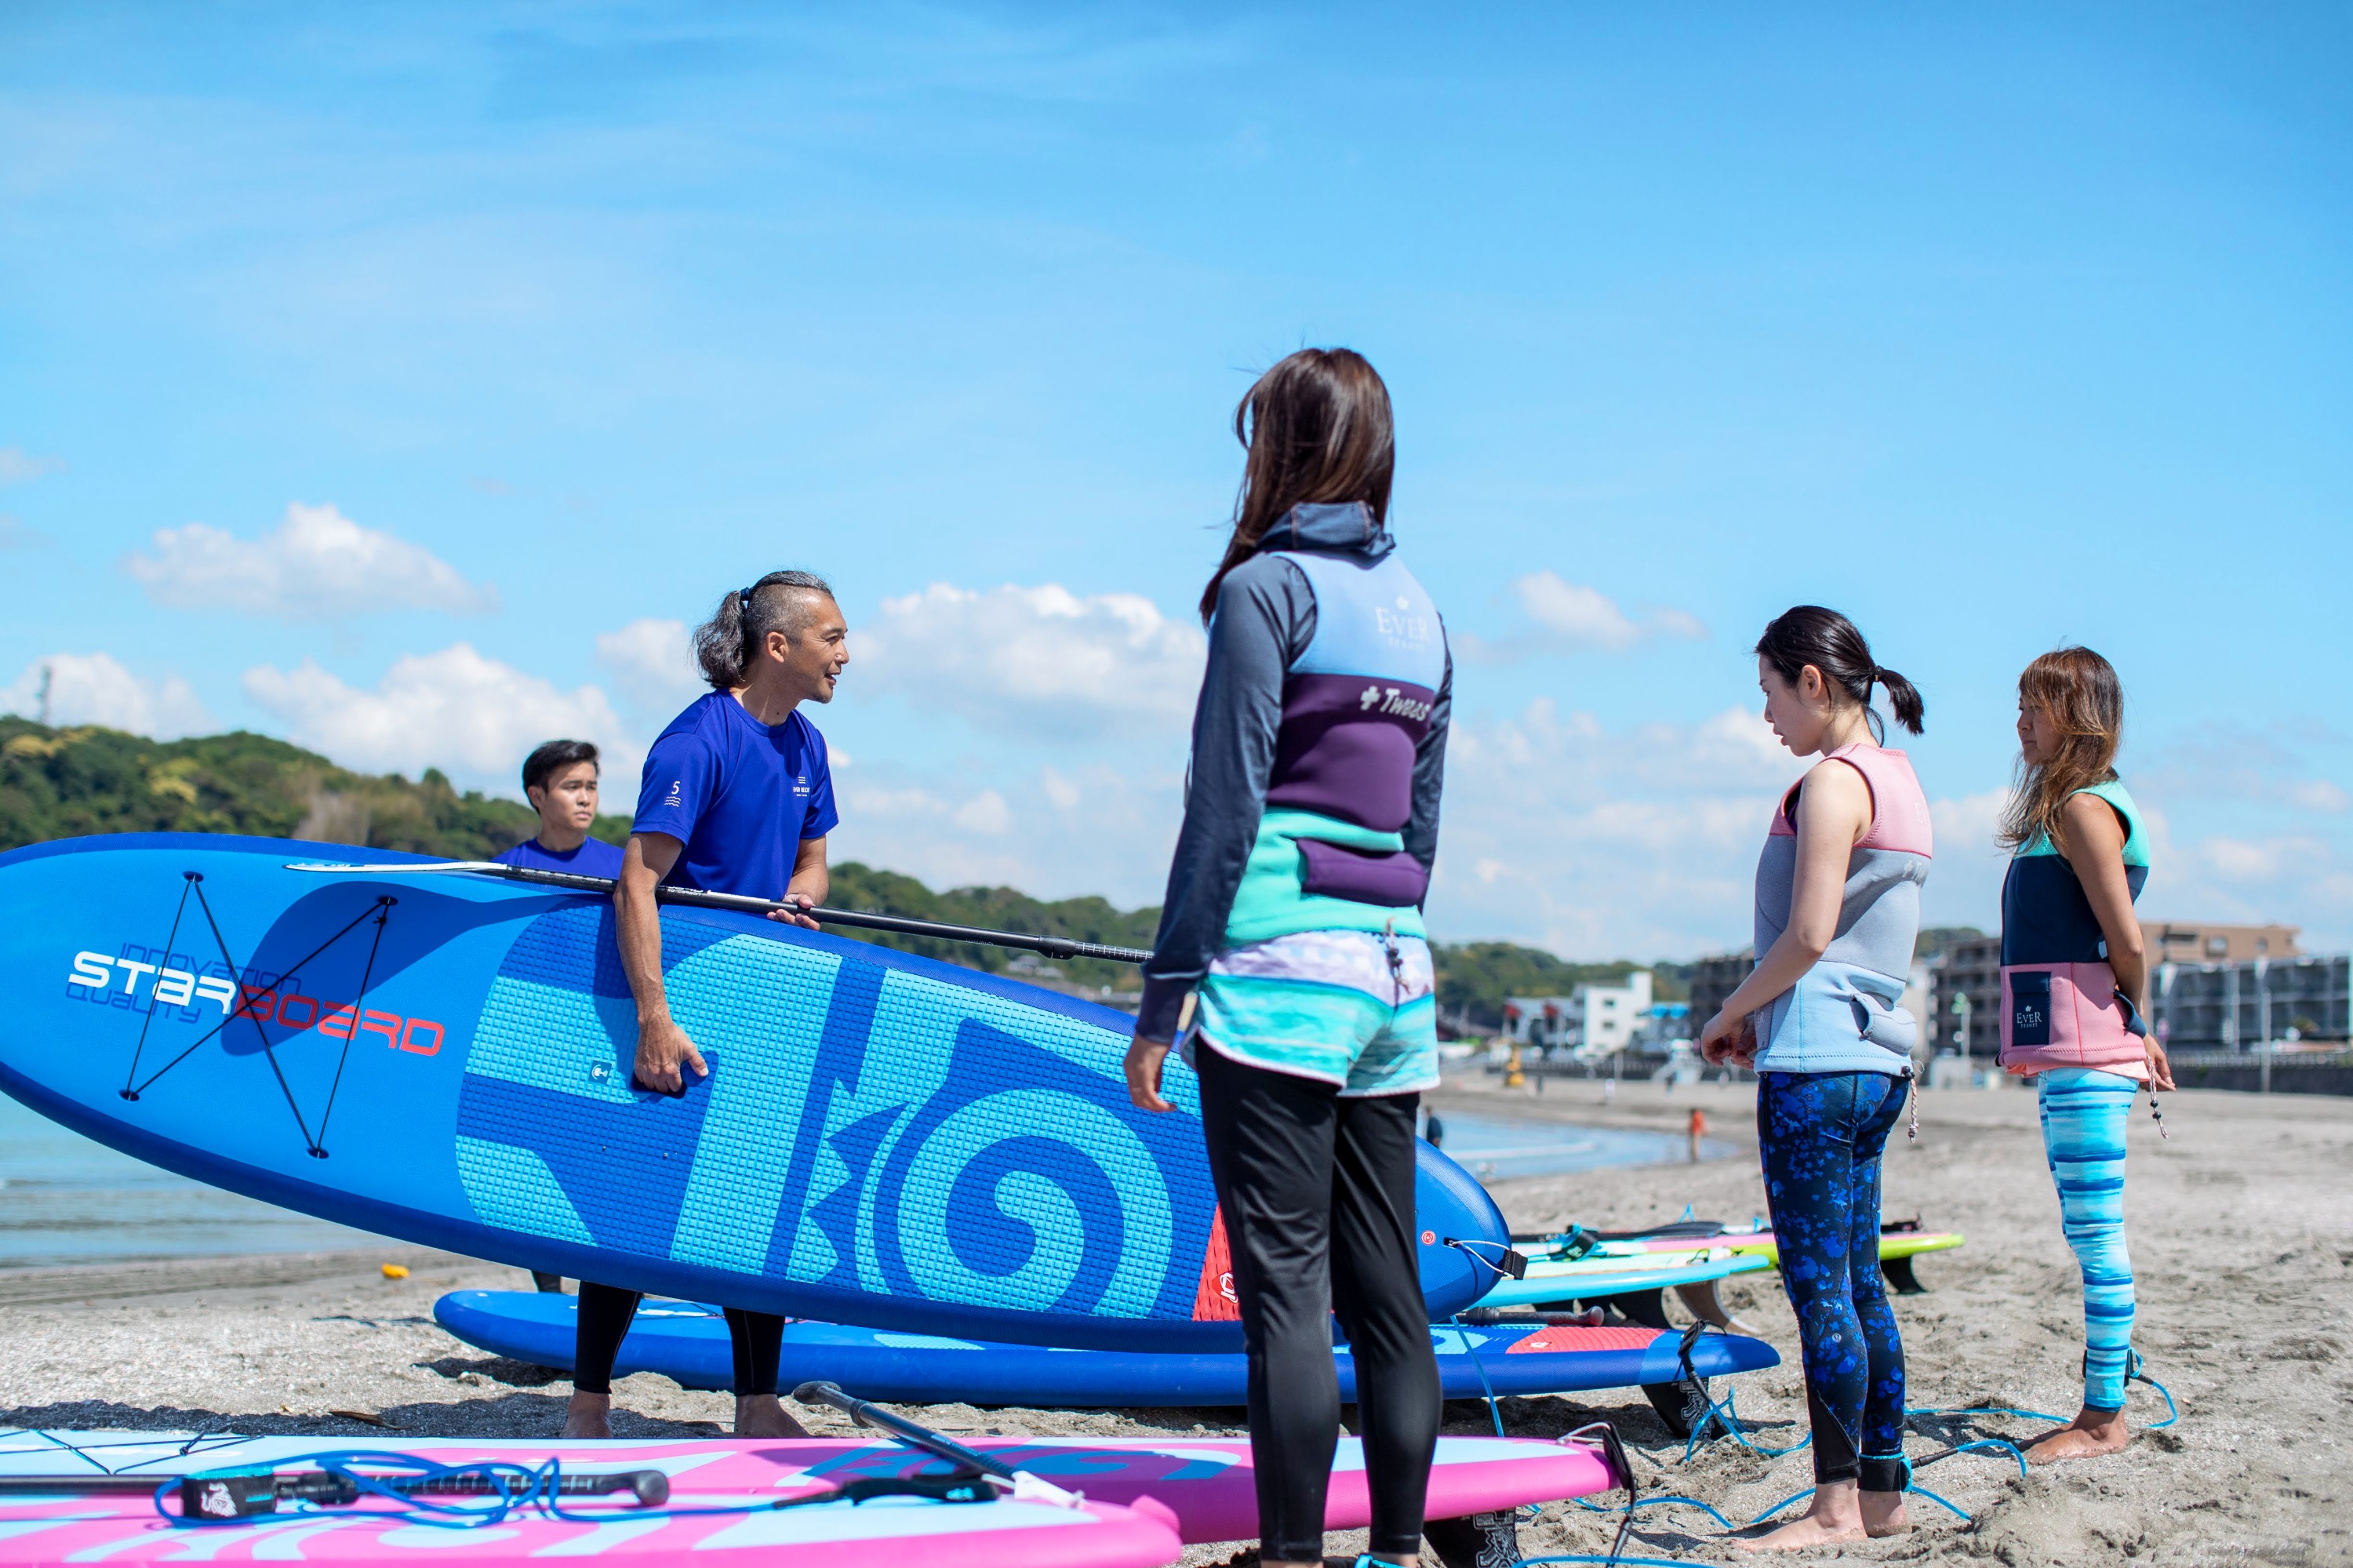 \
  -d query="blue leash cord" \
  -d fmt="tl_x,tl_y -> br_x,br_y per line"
147,1450 -> 989,1530
1449,1315 -> 1508,1439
